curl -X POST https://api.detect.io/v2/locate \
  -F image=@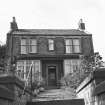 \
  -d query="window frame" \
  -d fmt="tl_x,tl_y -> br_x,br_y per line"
65,38 -> 81,54
73,39 -> 81,53
64,59 -> 81,76
48,39 -> 54,51
20,38 -> 37,54
29,39 -> 37,53
20,38 -> 27,54
16,60 -> 41,81
65,39 -> 73,53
